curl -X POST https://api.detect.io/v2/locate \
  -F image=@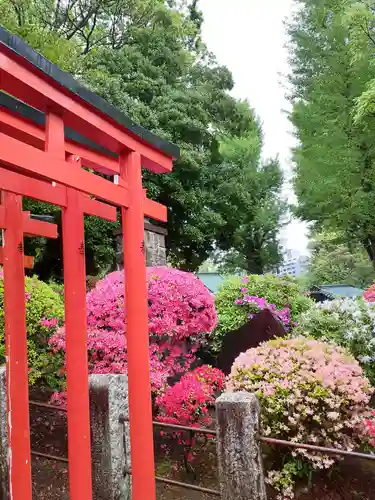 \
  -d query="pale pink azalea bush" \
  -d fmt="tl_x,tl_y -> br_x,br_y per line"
228,337 -> 374,499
